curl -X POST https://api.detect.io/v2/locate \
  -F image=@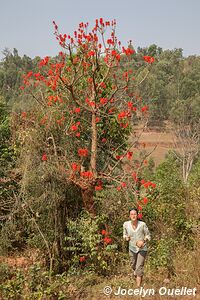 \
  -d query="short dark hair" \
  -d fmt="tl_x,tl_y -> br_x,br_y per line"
129,208 -> 138,214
